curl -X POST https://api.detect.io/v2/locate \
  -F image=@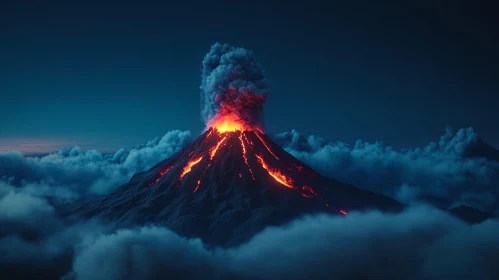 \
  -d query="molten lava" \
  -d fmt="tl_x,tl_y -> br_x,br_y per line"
180,155 -> 203,181
340,210 -> 348,215
255,132 -> 279,160
210,136 -> 228,160
194,163 -> 211,193
239,132 -> 255,180
255,153 -> 294,189
149,166 -> 173,186
208,115 -> 246,133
